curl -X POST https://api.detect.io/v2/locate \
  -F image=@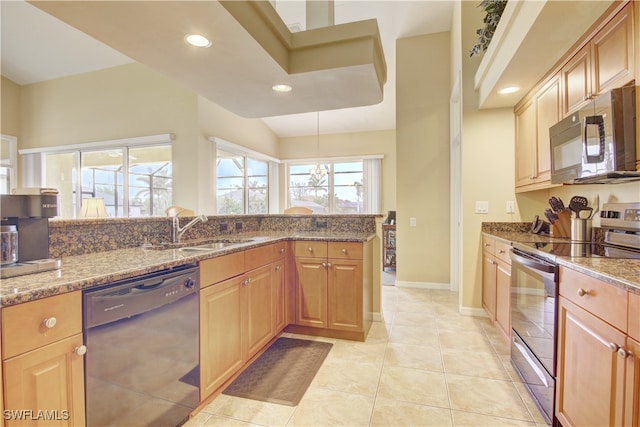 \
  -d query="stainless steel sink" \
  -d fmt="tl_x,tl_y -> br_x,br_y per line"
178,239 -> 254,252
